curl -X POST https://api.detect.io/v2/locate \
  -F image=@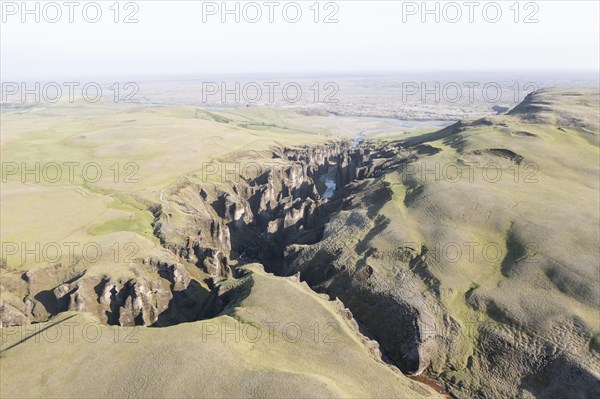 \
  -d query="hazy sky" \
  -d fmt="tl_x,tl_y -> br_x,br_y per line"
1,0 -> 599,80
